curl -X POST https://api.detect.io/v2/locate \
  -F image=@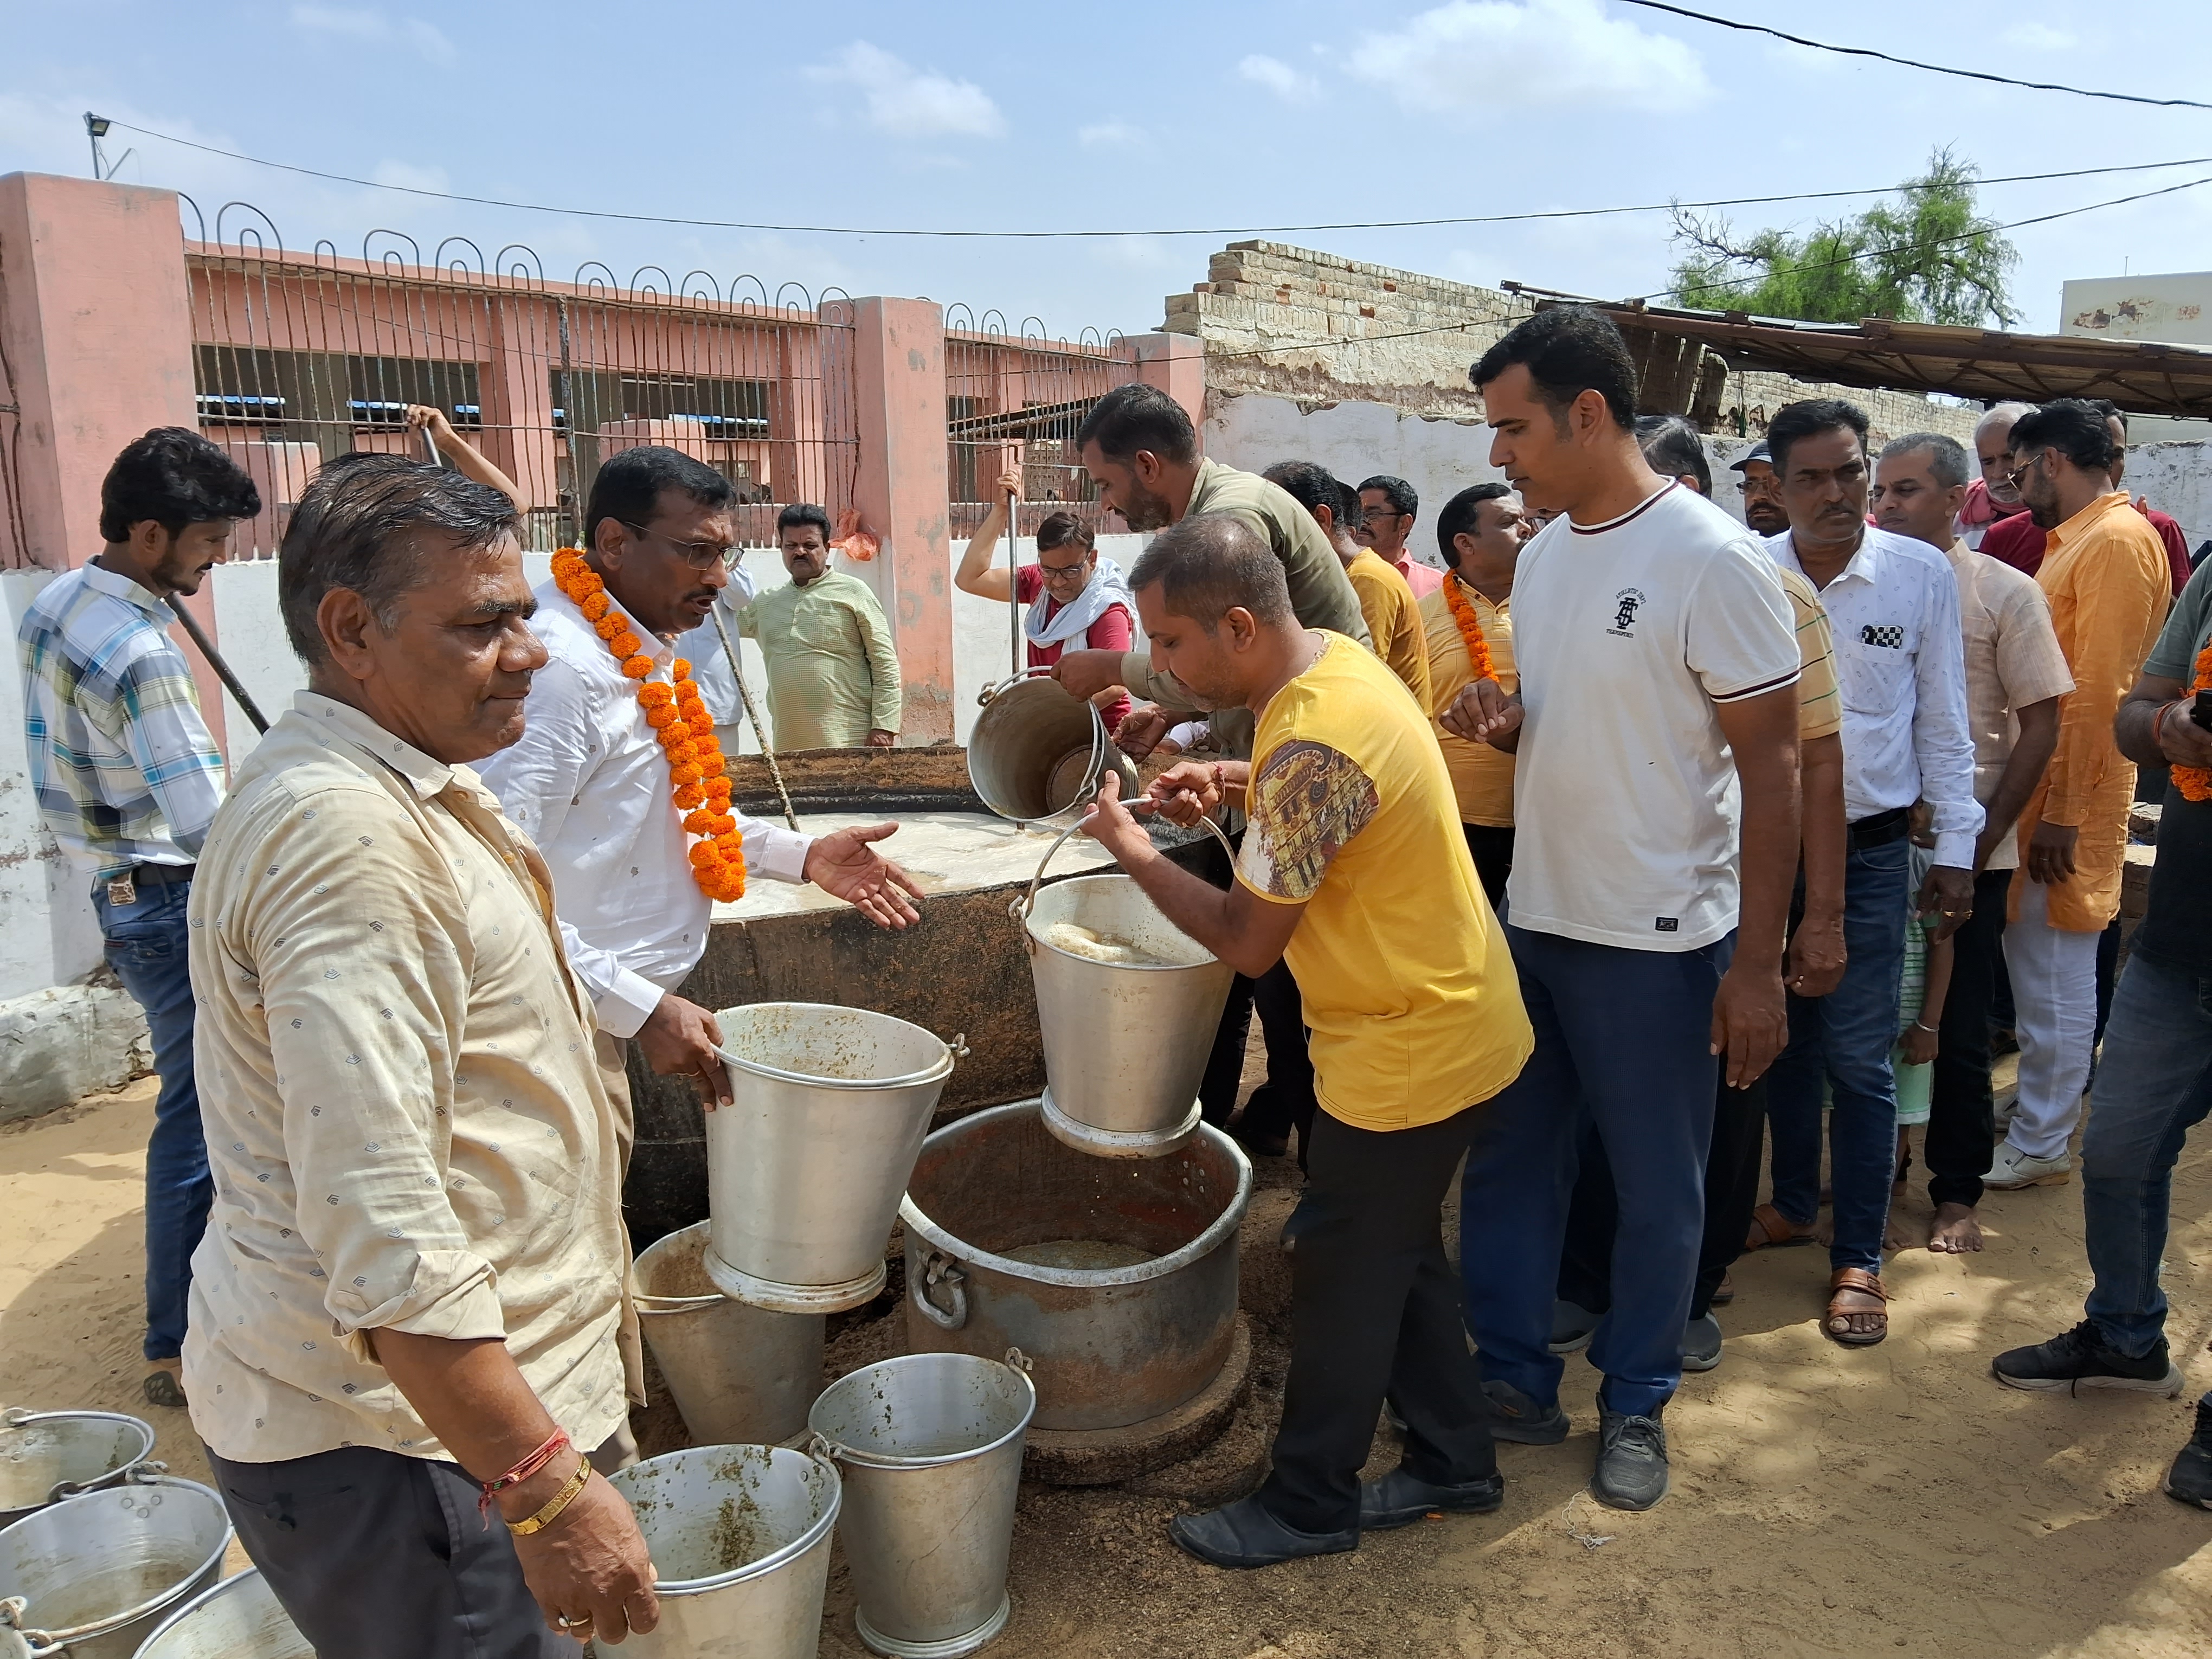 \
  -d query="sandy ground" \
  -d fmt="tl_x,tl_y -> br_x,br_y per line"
5,1070 -> 2209,1659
